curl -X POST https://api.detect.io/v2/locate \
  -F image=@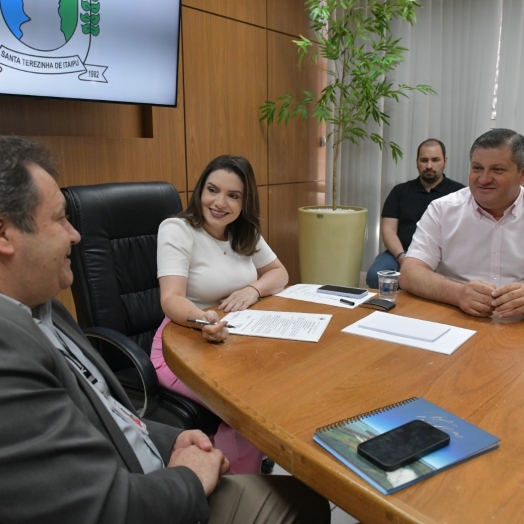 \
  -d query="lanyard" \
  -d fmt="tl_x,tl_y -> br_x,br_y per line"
52,328 -> 110,397
59,346 -> 110,397
54,331 -> 149,435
